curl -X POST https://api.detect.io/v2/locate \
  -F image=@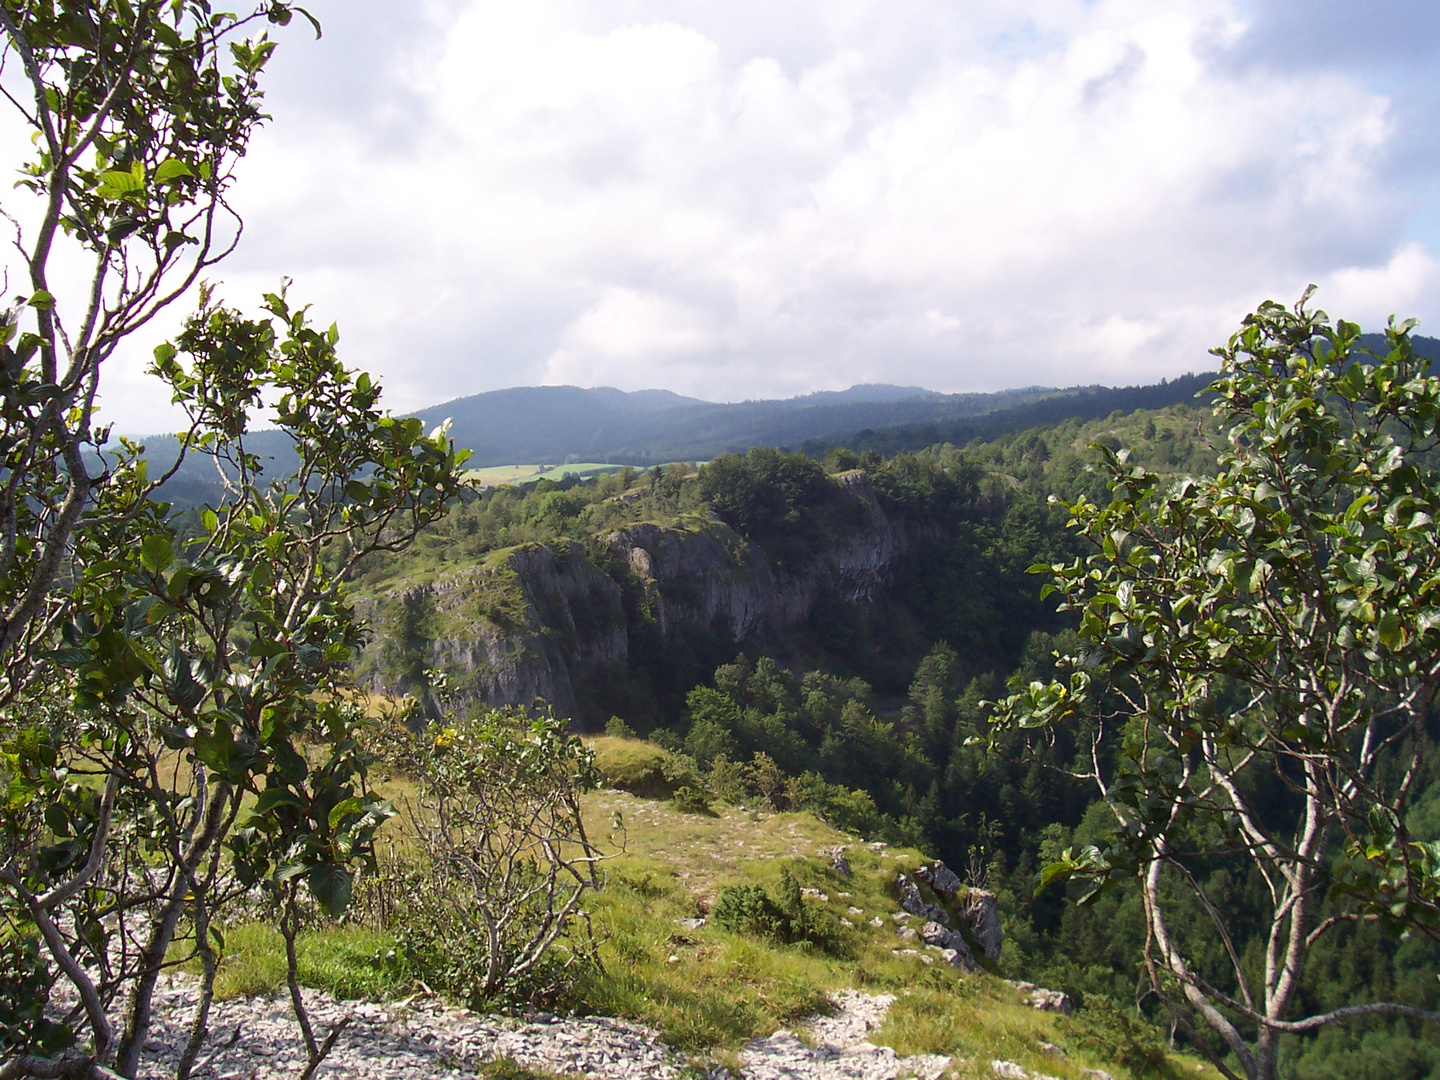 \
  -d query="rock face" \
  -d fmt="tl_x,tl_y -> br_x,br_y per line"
364,472 -> 908,723
957,889 -> 1004,963
606,472 -> 897,647
915,860 -> 963,898
896,864 -> 1004,970
364,540 -> 628,720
